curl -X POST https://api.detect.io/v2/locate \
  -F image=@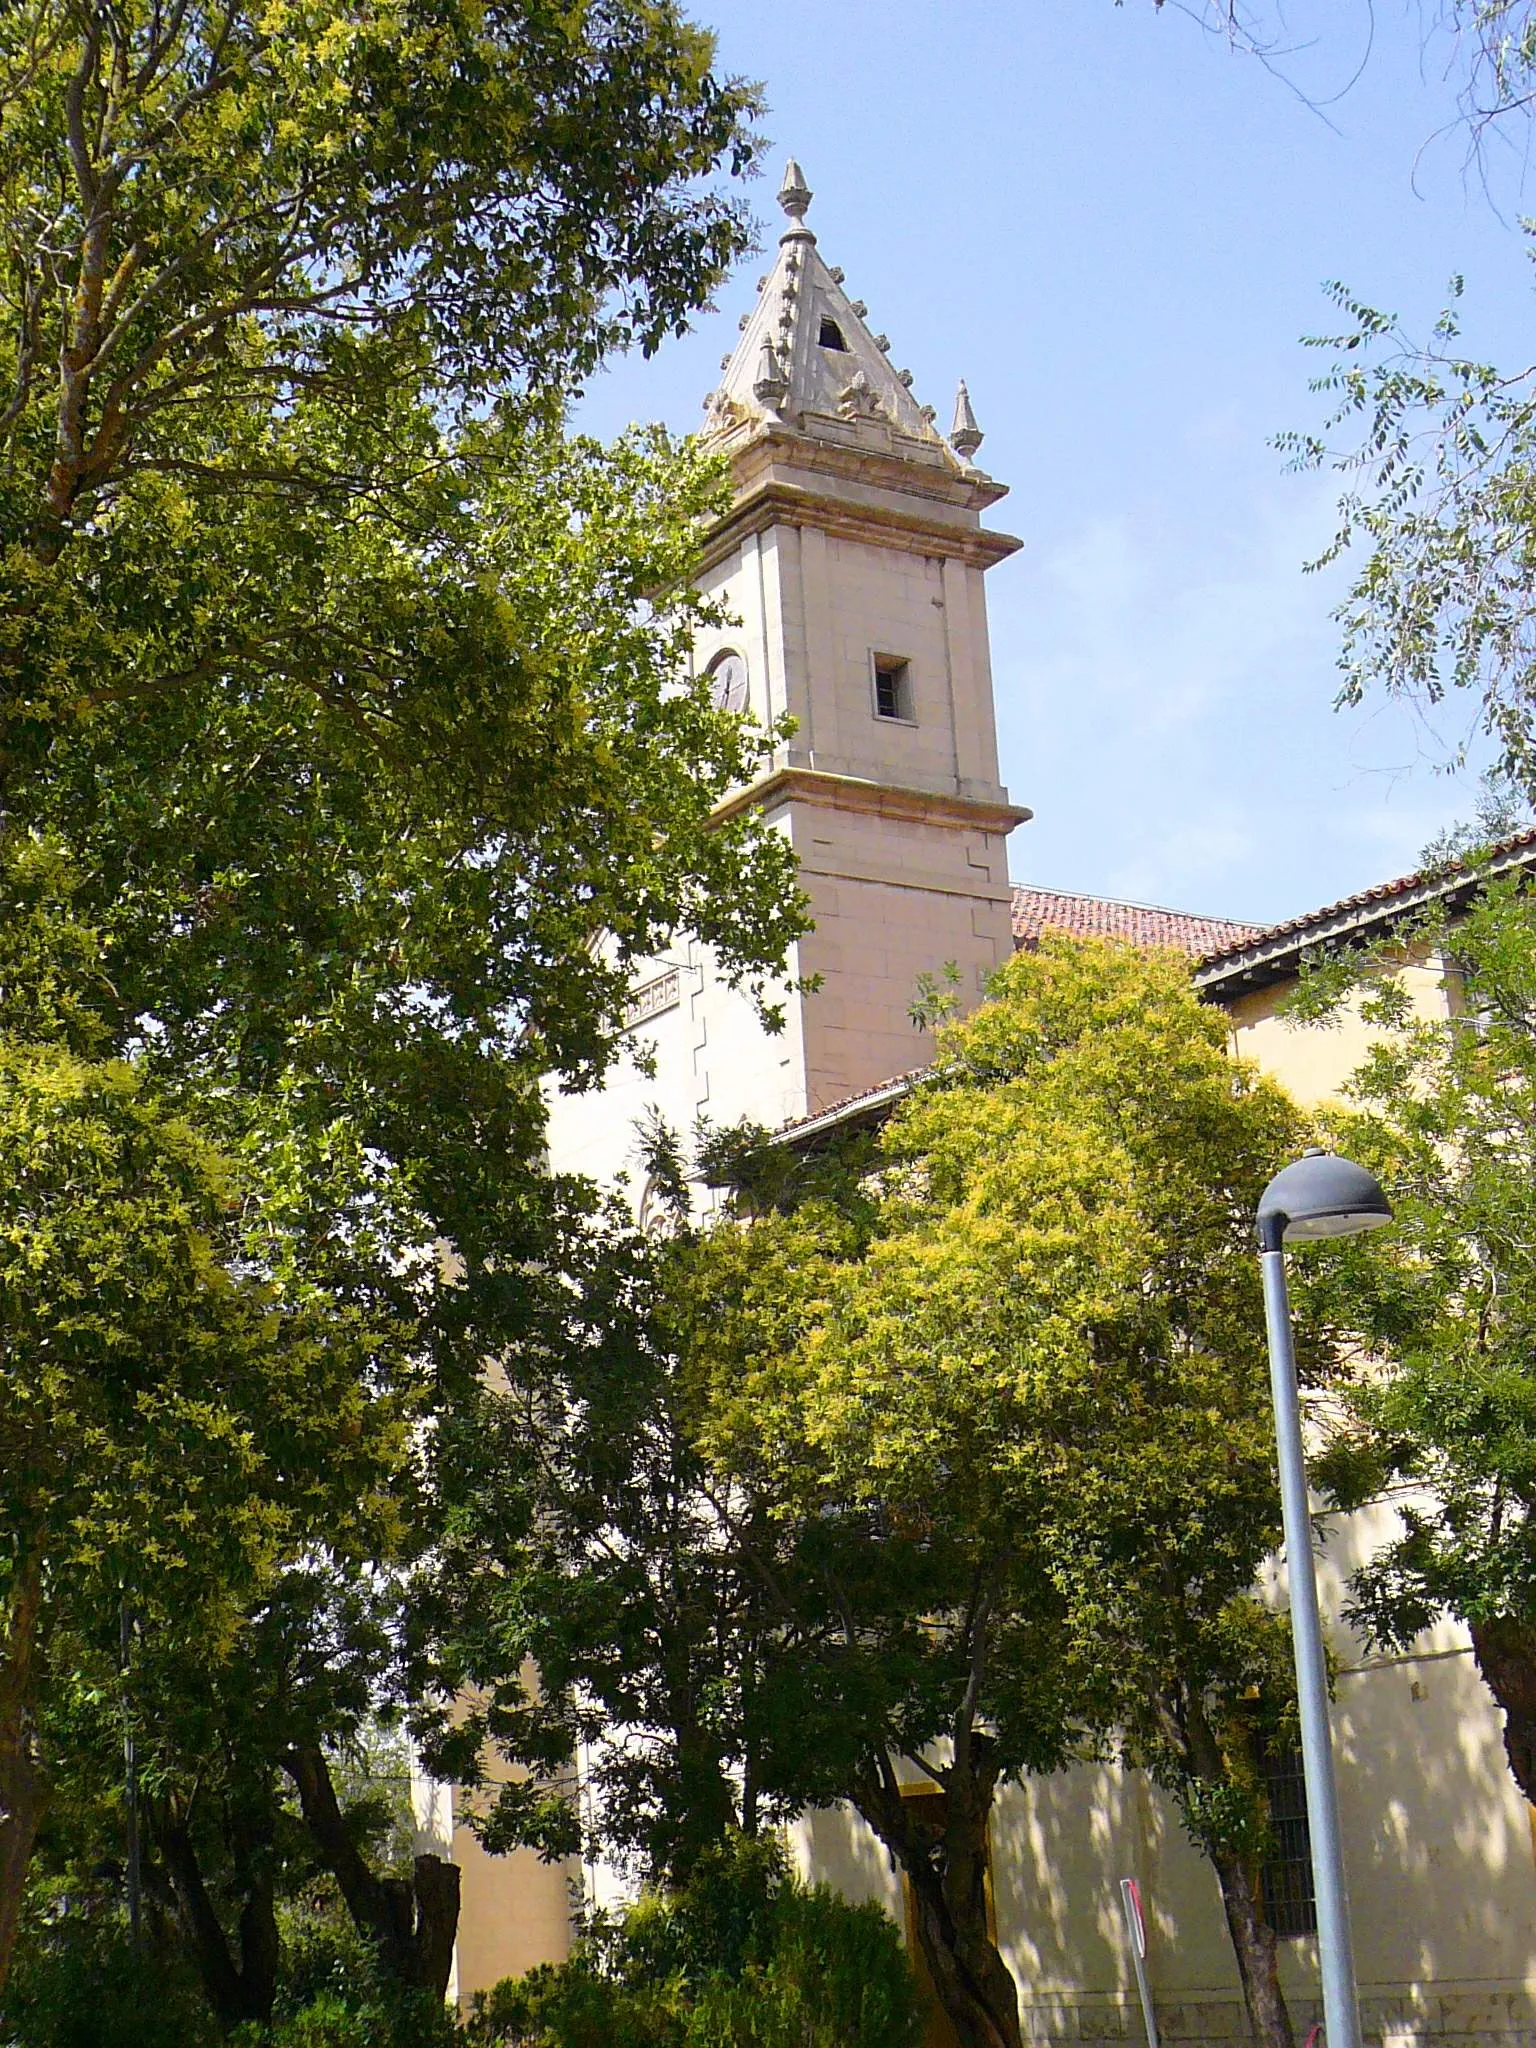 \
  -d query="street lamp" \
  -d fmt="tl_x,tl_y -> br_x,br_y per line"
1256,1150 -> 1392,2048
